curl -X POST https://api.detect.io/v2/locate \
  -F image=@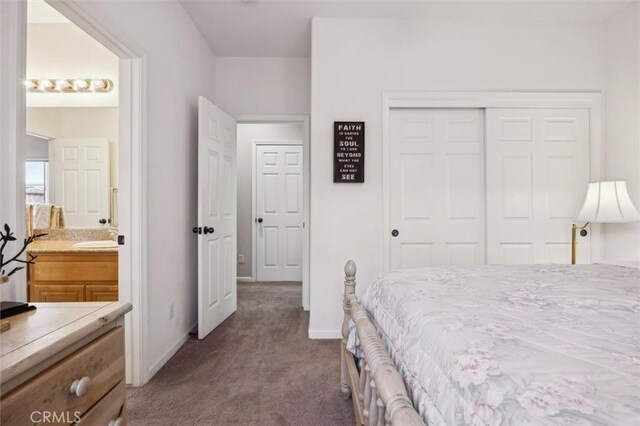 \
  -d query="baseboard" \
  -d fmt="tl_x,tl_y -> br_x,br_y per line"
237,276 -> 253,282
147,327 -> 193,379
308,329 -> 341,339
